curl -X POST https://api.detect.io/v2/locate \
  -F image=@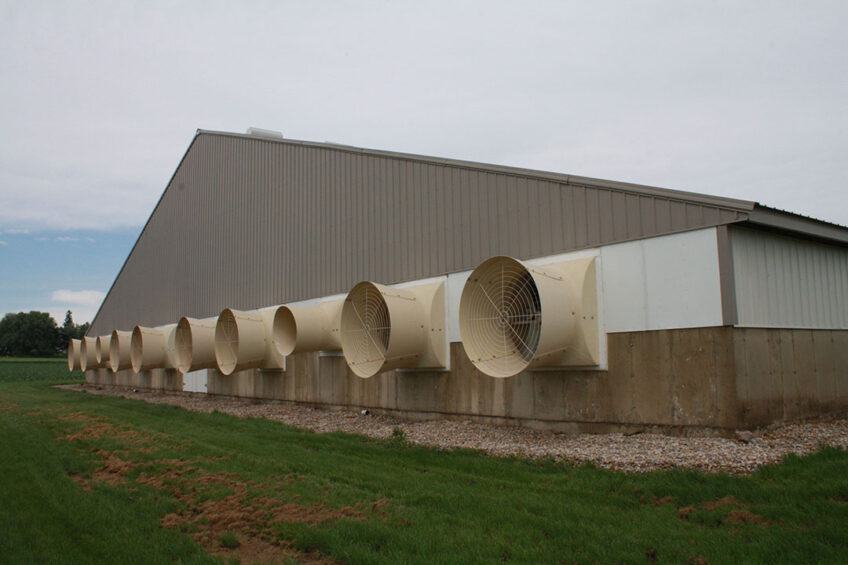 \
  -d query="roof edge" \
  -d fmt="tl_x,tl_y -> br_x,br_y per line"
87,131 -> 205,335
745,205 -> 848,246
196,129 -> 757,212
